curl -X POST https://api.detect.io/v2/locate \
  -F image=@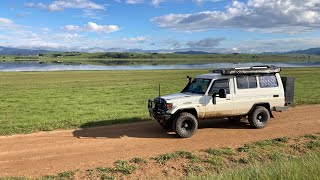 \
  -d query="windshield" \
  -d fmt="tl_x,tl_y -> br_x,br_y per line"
183,78 -> 211,94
